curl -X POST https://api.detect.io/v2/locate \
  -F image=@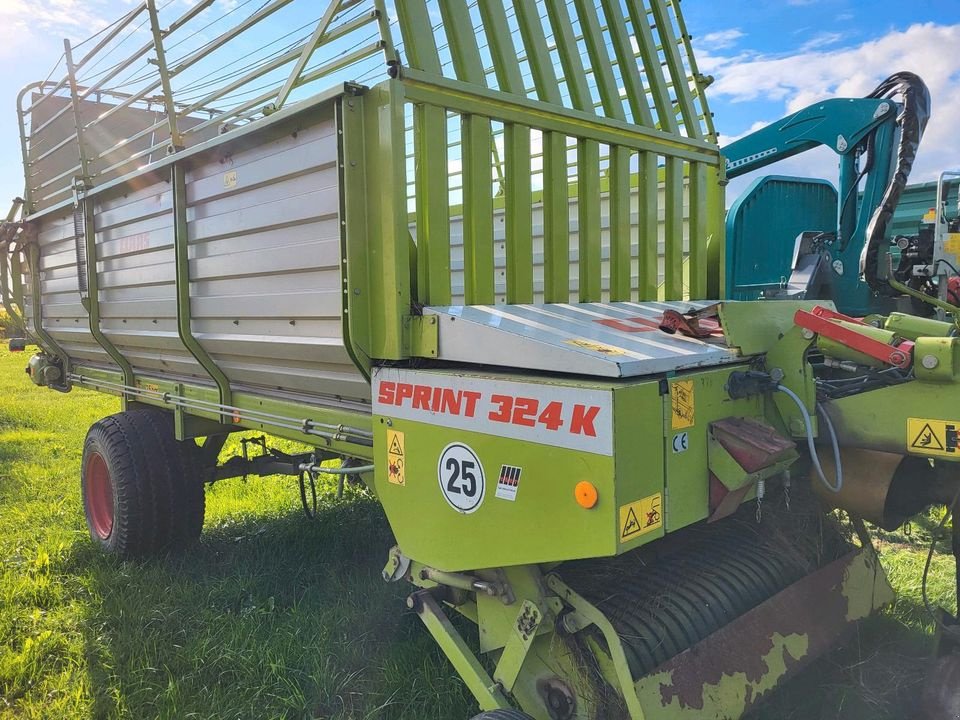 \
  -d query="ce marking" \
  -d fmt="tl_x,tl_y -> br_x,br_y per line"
672,432 -> 689,454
